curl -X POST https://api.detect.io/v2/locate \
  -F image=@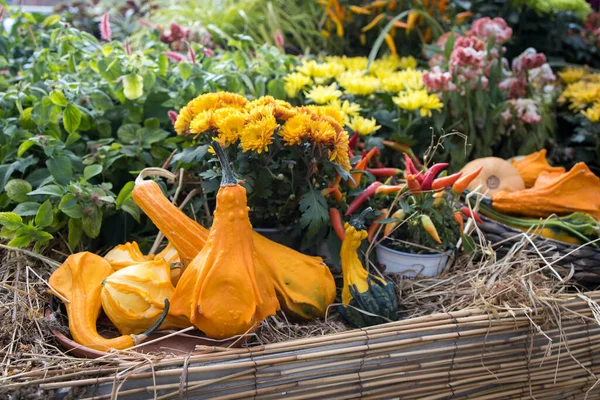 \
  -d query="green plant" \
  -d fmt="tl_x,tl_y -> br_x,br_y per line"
0,7 -> 296,251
